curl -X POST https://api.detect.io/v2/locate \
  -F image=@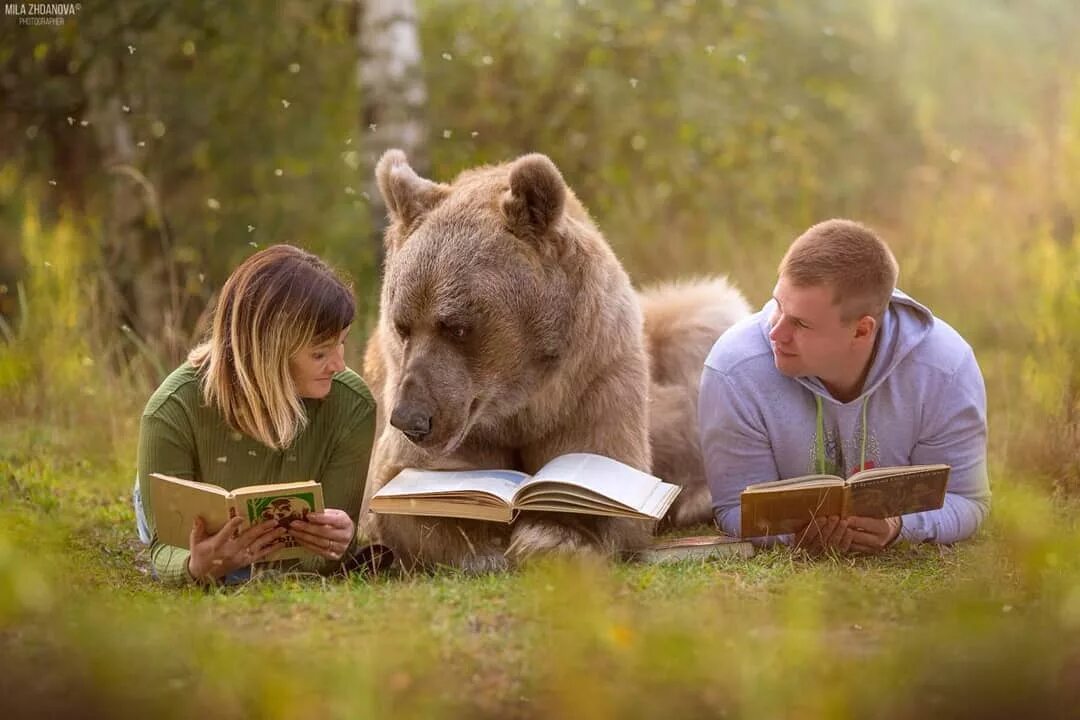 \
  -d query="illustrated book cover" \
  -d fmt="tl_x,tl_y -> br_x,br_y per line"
149,473 -> 325,561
